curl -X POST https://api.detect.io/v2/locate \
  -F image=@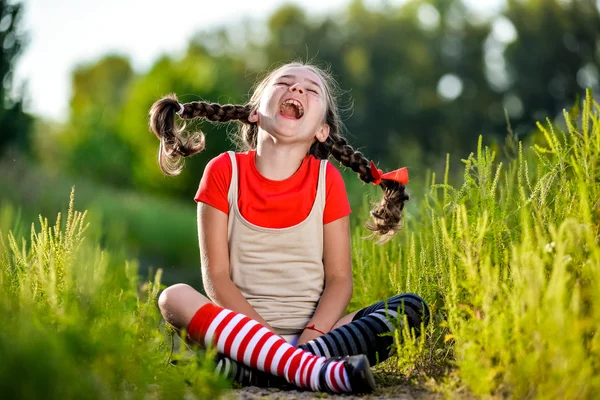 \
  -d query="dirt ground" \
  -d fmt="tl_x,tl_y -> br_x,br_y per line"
225,369 -> 441,400
228,384 -> 440,400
